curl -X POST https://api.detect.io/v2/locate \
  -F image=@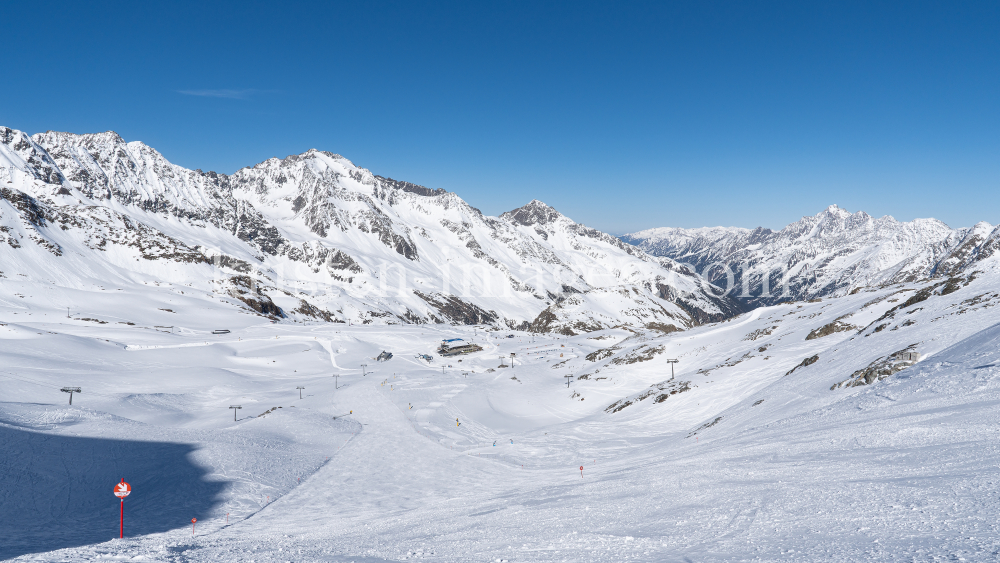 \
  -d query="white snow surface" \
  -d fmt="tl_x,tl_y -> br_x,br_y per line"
4,252 -> 1000,561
